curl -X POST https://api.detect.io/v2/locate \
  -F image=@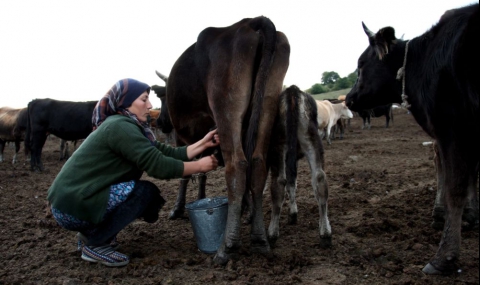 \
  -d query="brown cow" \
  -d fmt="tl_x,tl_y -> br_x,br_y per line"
0,107 -> 28,163
157,16 -> 290,264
